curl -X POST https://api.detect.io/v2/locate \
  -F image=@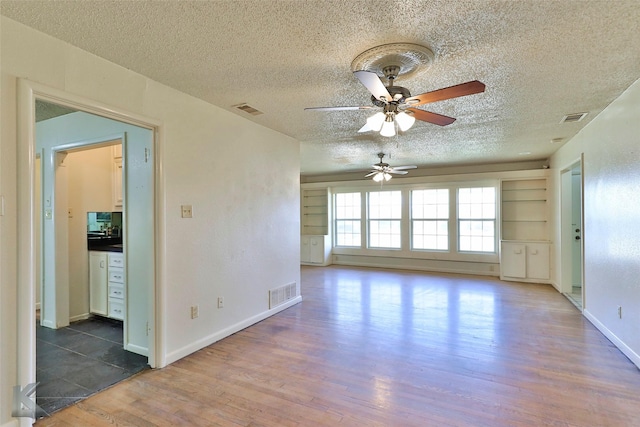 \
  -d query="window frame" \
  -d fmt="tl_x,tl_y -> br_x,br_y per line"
333,191 -> 363,248
457,186 -> 497,254
367,190 -> 403,250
